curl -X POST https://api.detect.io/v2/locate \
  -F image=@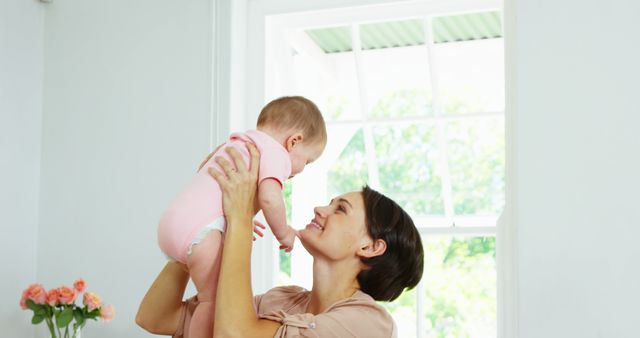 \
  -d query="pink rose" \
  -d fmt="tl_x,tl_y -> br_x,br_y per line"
57,286 -> 77,305
73,278 -> 87,293
100,304 -> 115,322
22,284 -> 47,306
83,292 -> 102,311
46,289 -> 59,306
20,288 -> 29,309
